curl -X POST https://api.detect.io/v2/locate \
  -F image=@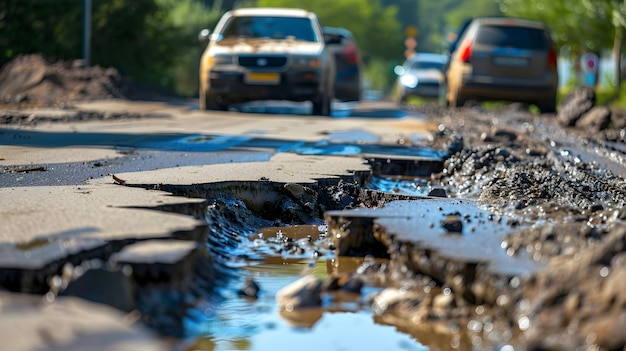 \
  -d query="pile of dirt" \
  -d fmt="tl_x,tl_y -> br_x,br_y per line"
0,54 -> 172,108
